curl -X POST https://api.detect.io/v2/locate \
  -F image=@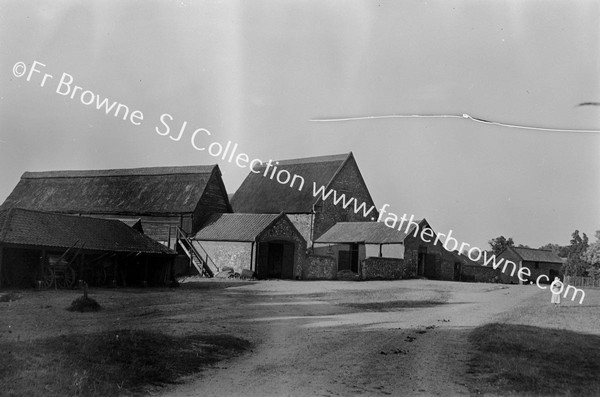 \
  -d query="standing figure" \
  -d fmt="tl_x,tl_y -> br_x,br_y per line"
550,277 -> 563,306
